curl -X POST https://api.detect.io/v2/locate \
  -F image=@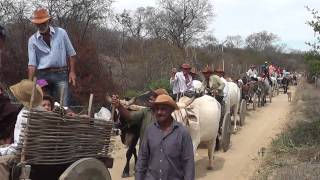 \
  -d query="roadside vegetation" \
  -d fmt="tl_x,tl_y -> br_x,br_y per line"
0,0 -> 305,106
253,80 -> 320,180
